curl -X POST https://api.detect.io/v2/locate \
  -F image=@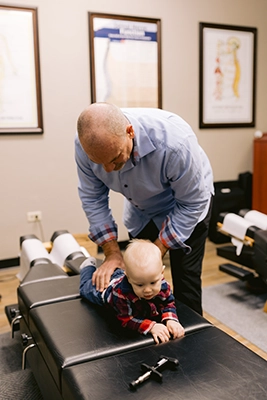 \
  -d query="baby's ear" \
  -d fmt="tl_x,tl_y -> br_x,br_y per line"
162,264 -> 166,273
